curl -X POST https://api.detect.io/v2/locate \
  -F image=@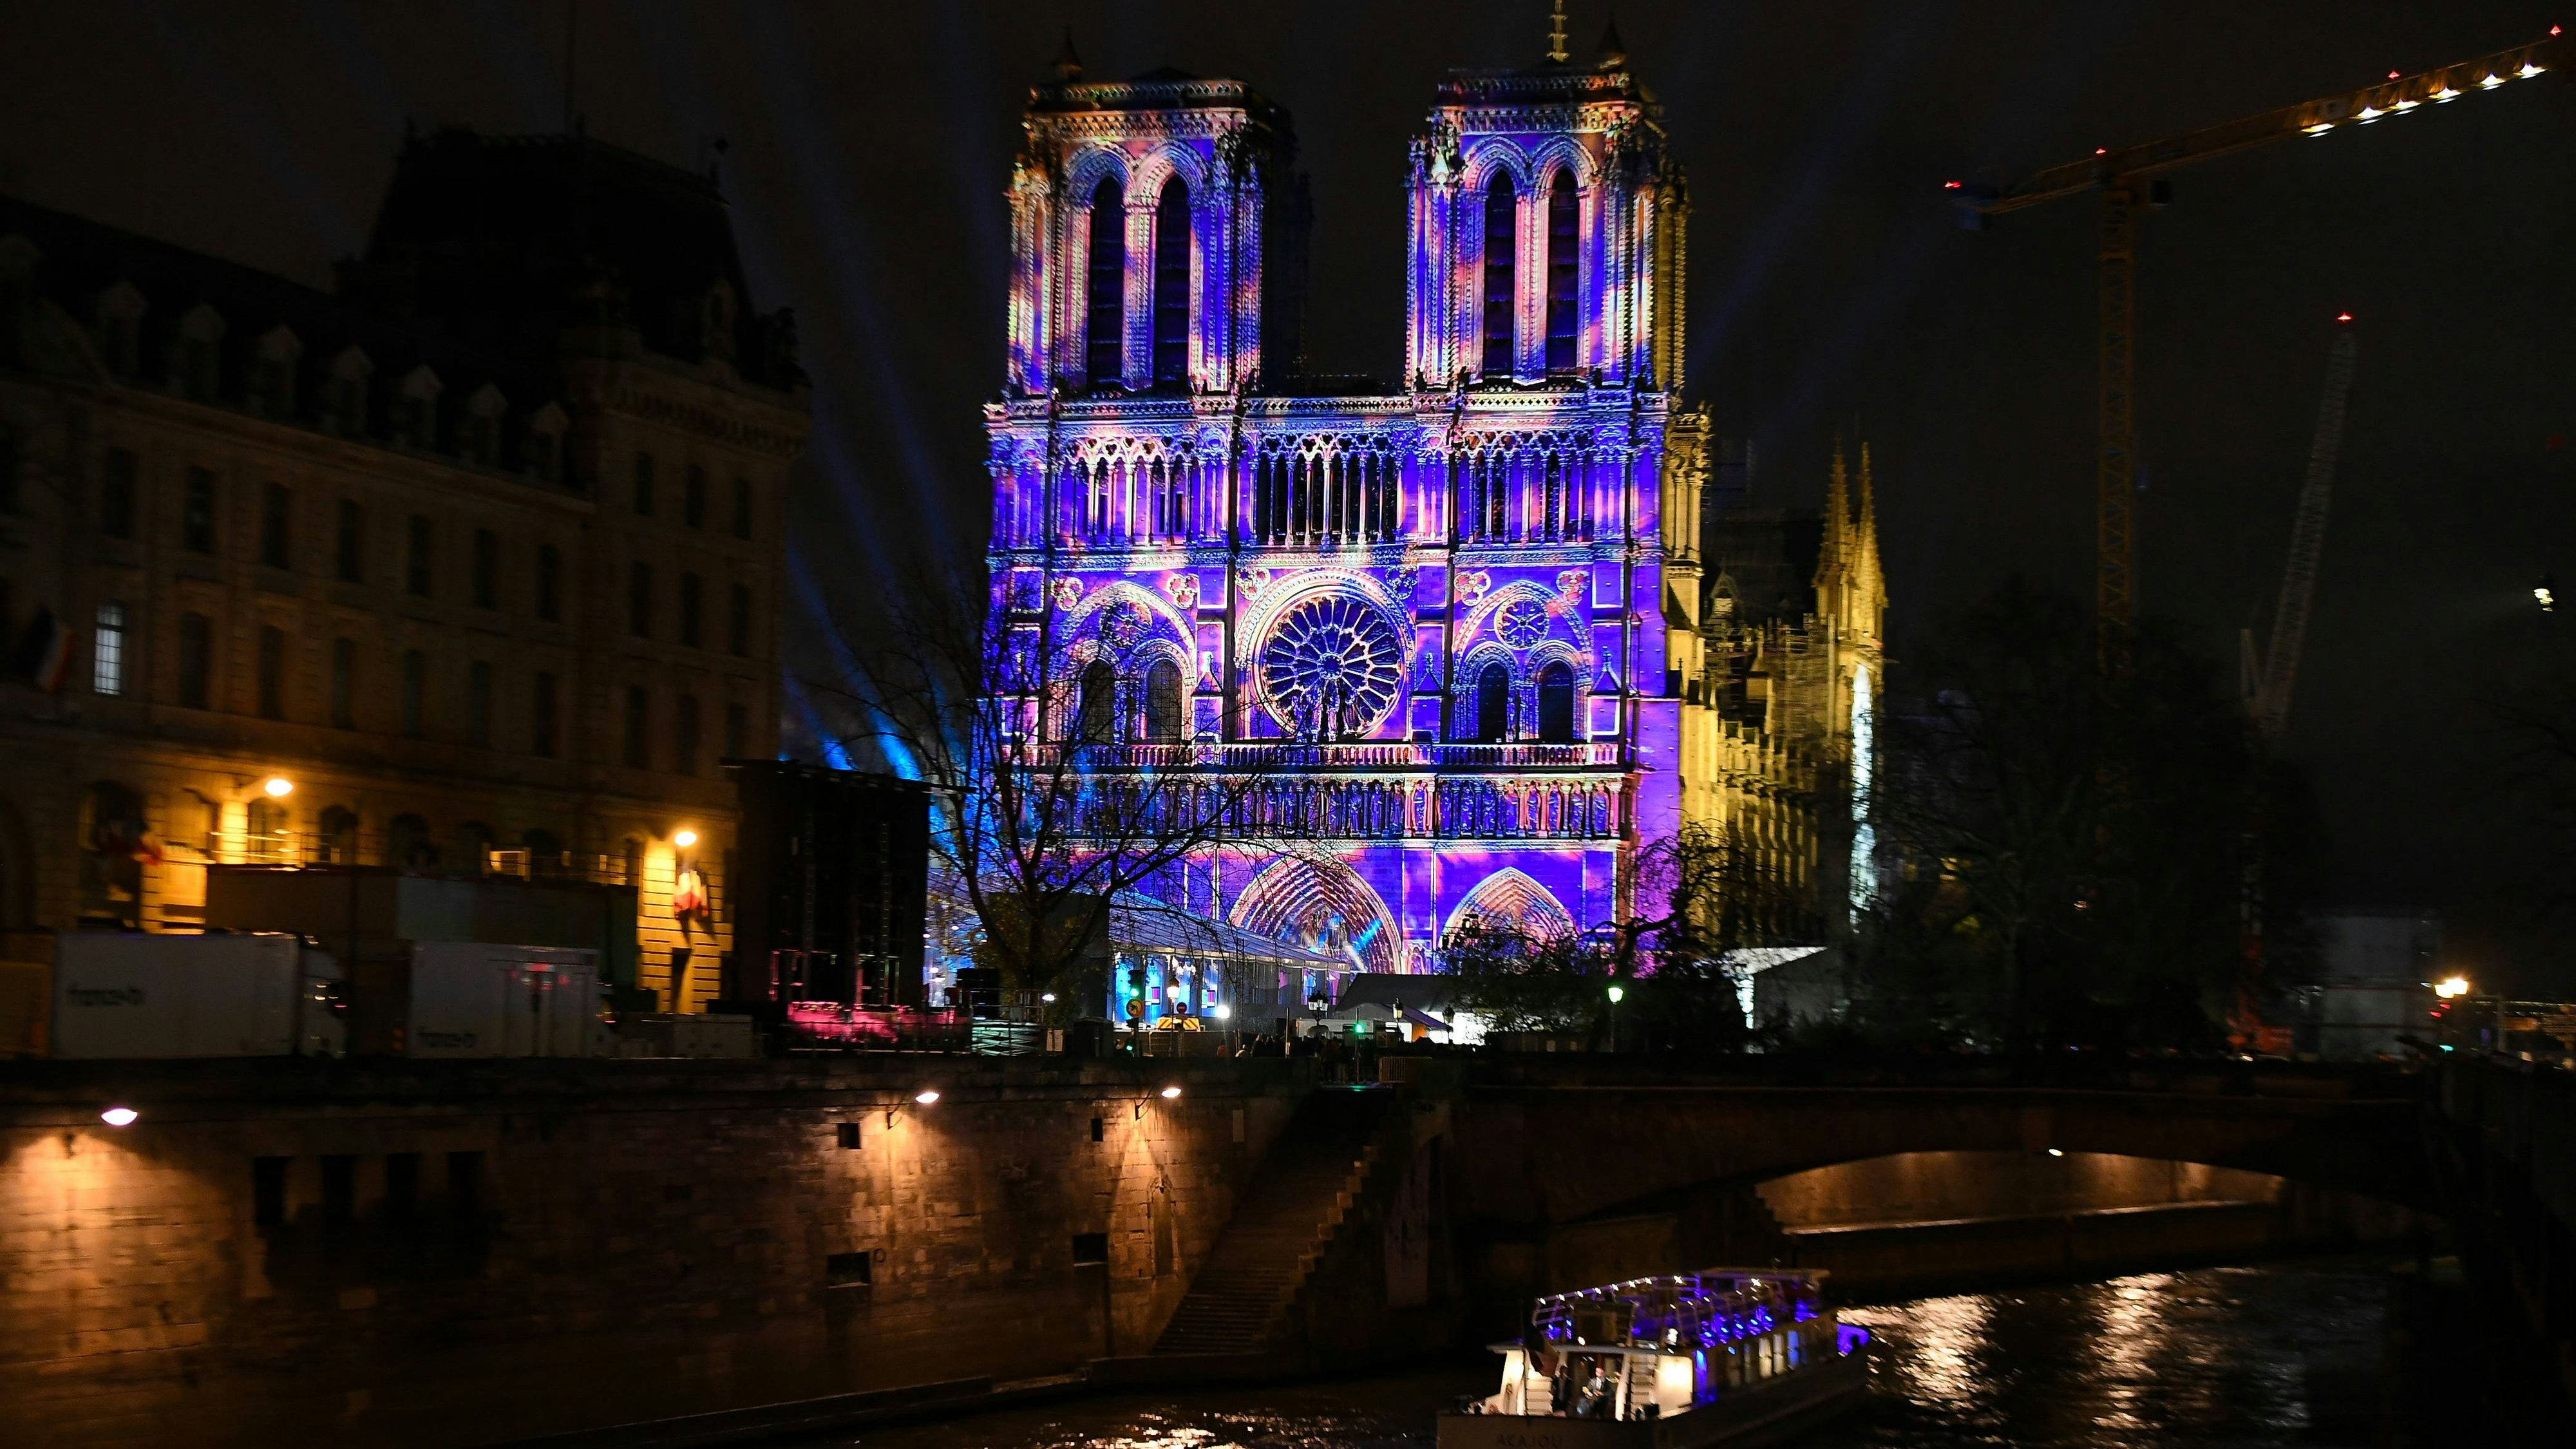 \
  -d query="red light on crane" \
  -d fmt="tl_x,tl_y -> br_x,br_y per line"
2335,312 -> 2353,323
1944,180 -> 1962,189
2094,147 -> 2108,155
2389,70 -> 2401,79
